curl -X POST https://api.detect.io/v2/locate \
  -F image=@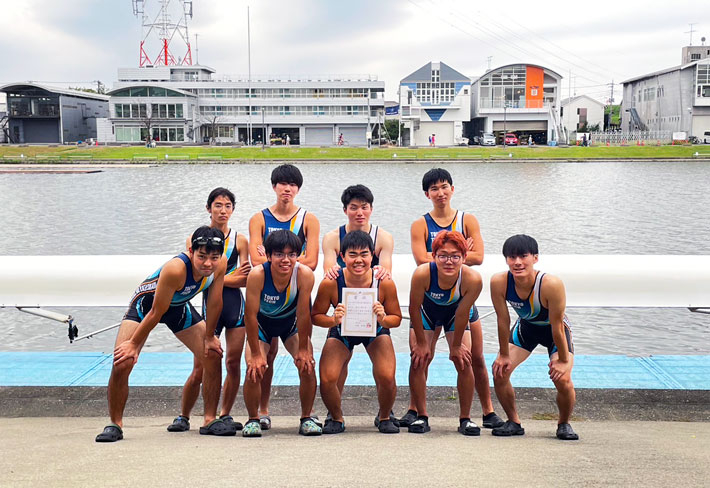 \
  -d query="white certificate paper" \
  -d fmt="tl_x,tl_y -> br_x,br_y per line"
341,287 -> 377,337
